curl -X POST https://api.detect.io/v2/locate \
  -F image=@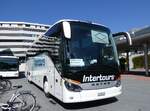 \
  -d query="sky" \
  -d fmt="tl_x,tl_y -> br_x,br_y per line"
0,0 -> 149,33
